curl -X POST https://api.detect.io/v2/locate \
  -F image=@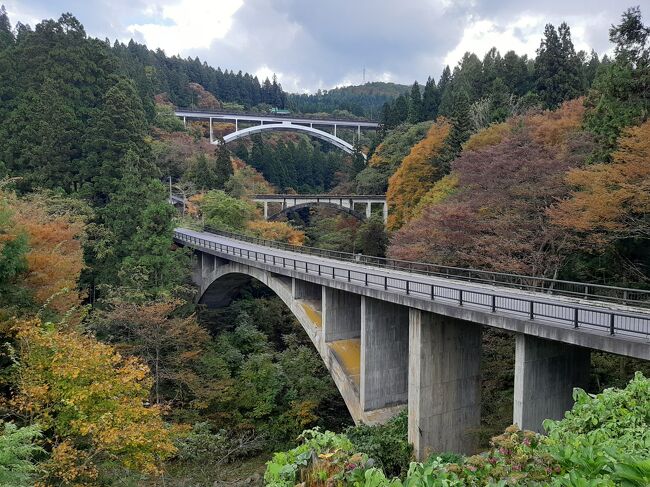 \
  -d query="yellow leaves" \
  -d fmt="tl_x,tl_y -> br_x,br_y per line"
463,122 -> 511,152
386,118 -> 451,230
413,173 -> 459,218
10,318 -> 176,484
549,119 -> 650,244
247,220 -> 306,245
